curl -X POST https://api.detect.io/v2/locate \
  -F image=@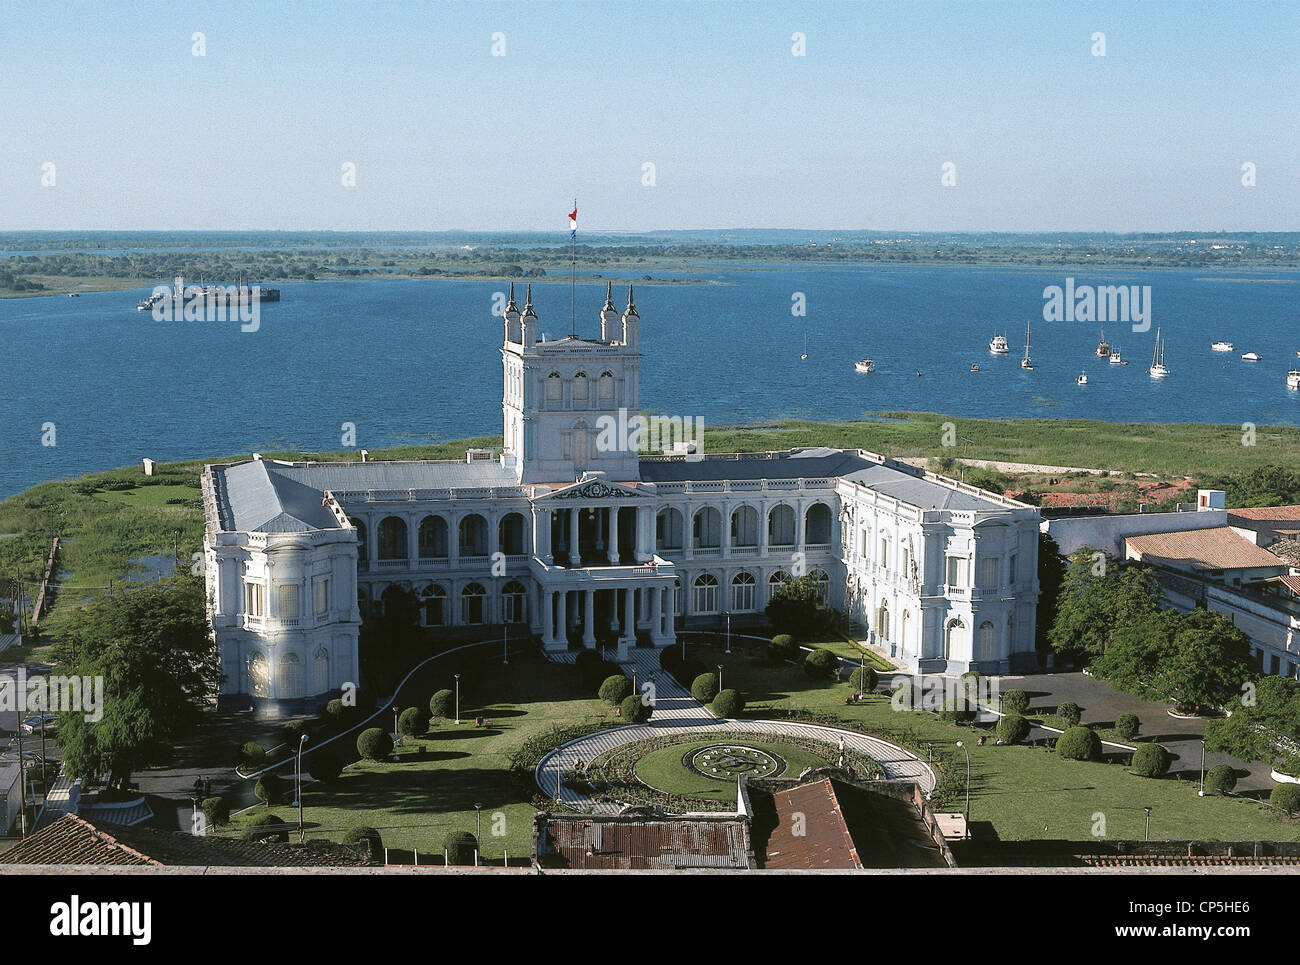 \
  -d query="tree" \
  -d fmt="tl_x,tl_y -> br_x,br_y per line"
1269,783 -> 1300,816
243,813 -> 288,842
53,575 -> 219,788
1049,551 -> 1161,661
308,753 -> 343,784
1035,532 -> 1067,661
1156,609 -> 1254,712
767,634 -> 799,662
201,796 -> 229,827
766,575 -> 835,637
1091,609 -> 1181,695
1056,701 -> 1081,727
1205,675 -> 1300,774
